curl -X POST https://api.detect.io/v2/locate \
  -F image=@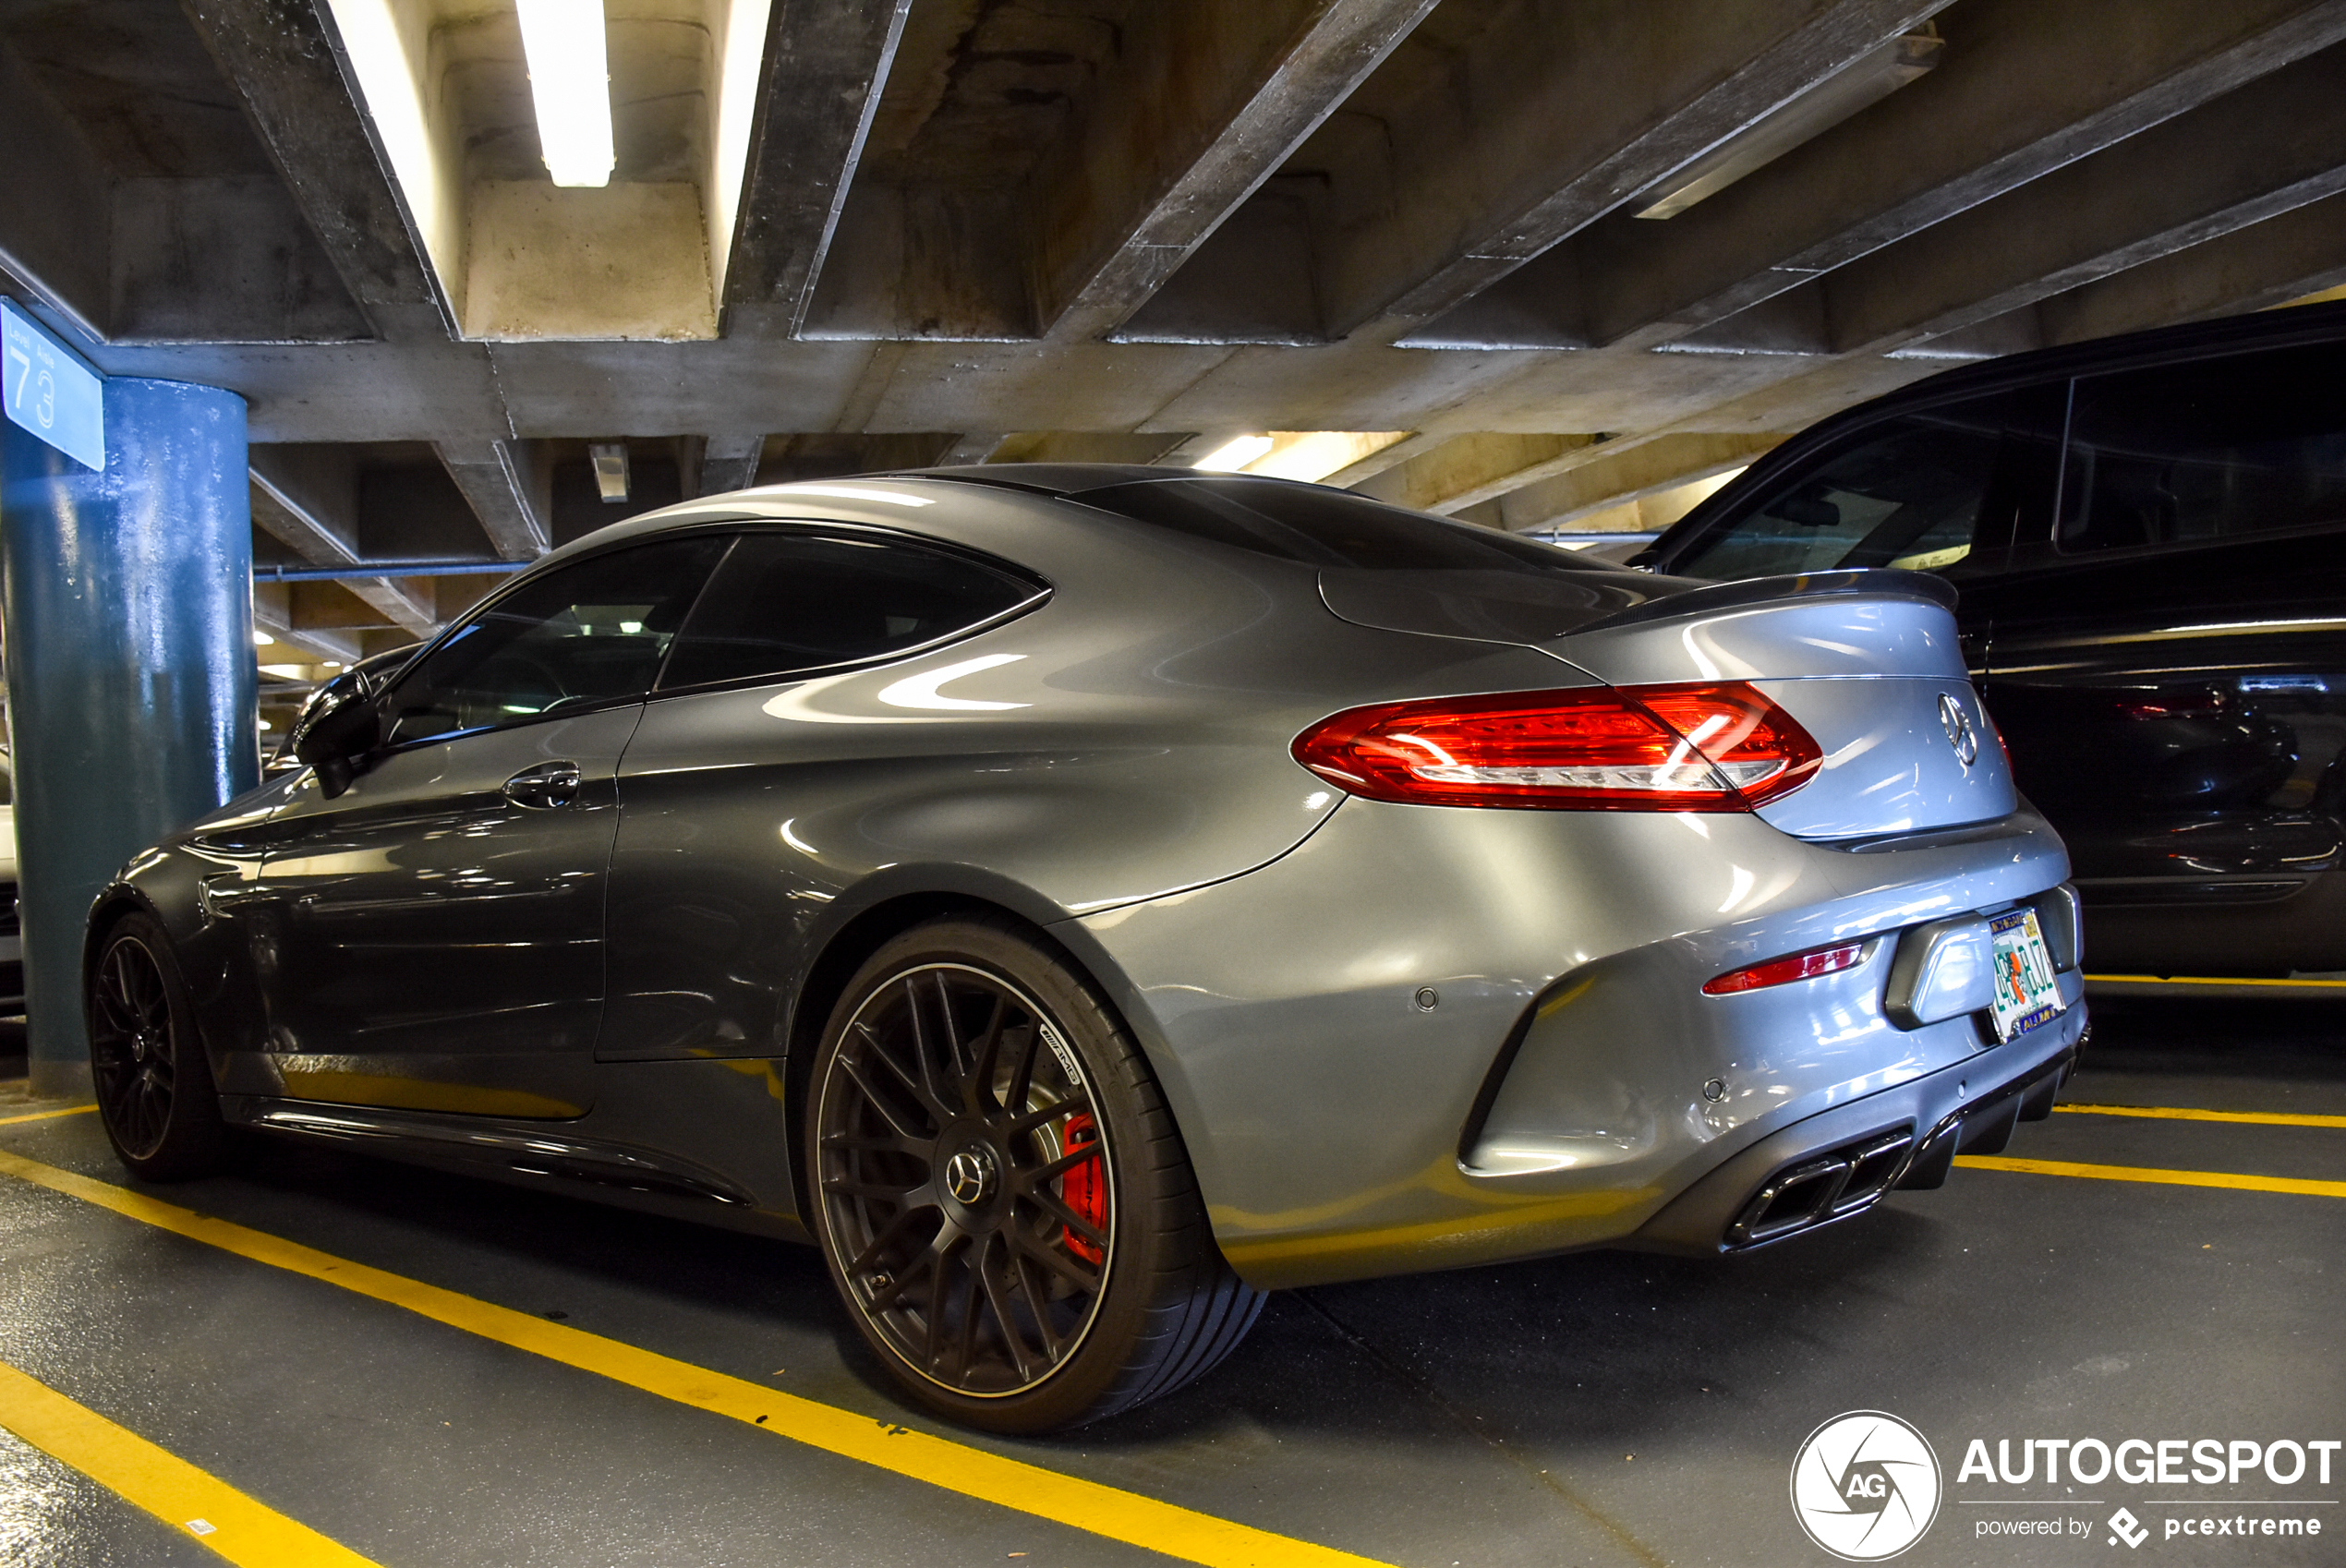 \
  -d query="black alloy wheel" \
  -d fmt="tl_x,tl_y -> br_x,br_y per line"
88,912 -> 229,1180
808,917 -> 1264,1432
